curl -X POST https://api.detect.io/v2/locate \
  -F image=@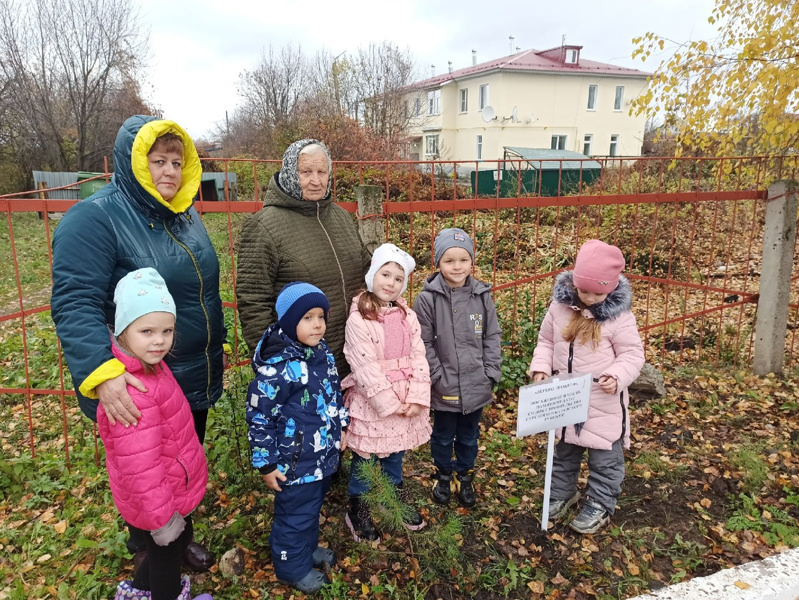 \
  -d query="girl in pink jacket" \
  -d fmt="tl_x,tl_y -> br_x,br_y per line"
99,268 -> 211,600
341,243 -> 432,542
529,240 -> 644,534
